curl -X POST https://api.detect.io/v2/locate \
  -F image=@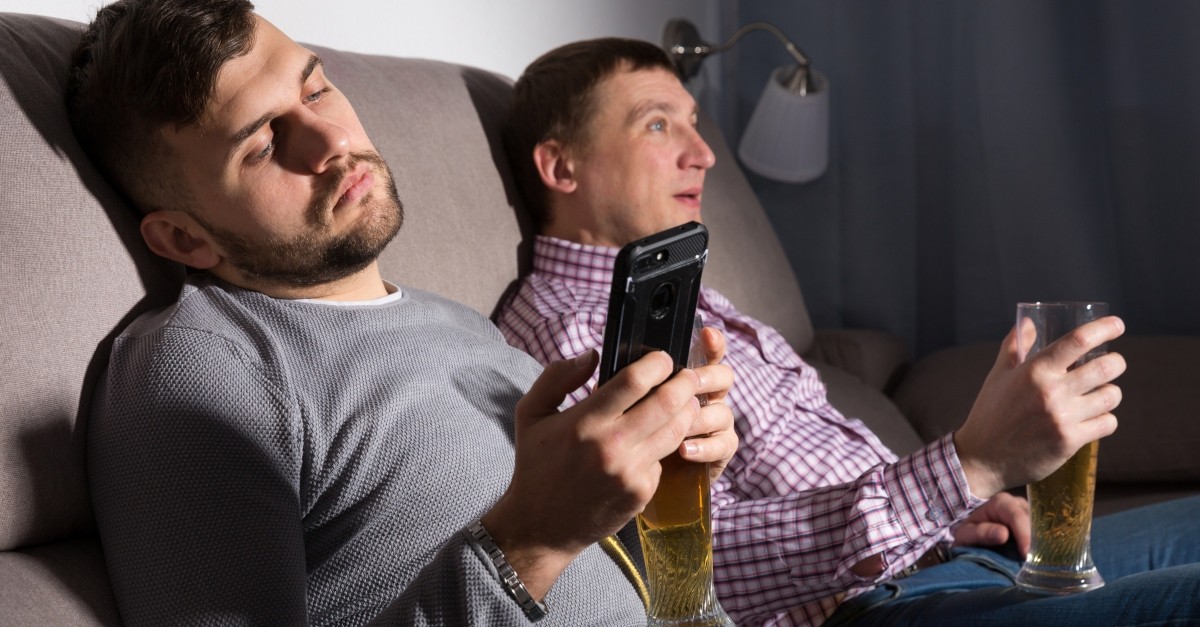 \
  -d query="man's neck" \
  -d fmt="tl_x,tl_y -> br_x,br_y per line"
212,262 -> 391,302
